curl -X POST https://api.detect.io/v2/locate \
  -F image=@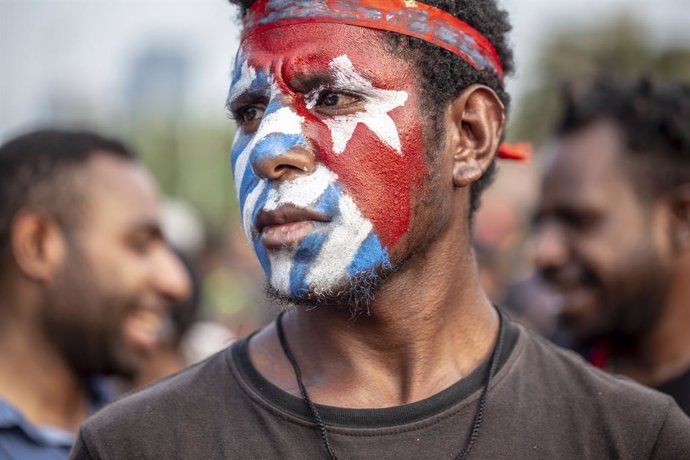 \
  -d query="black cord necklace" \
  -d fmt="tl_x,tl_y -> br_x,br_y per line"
276,311 -> 504,460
